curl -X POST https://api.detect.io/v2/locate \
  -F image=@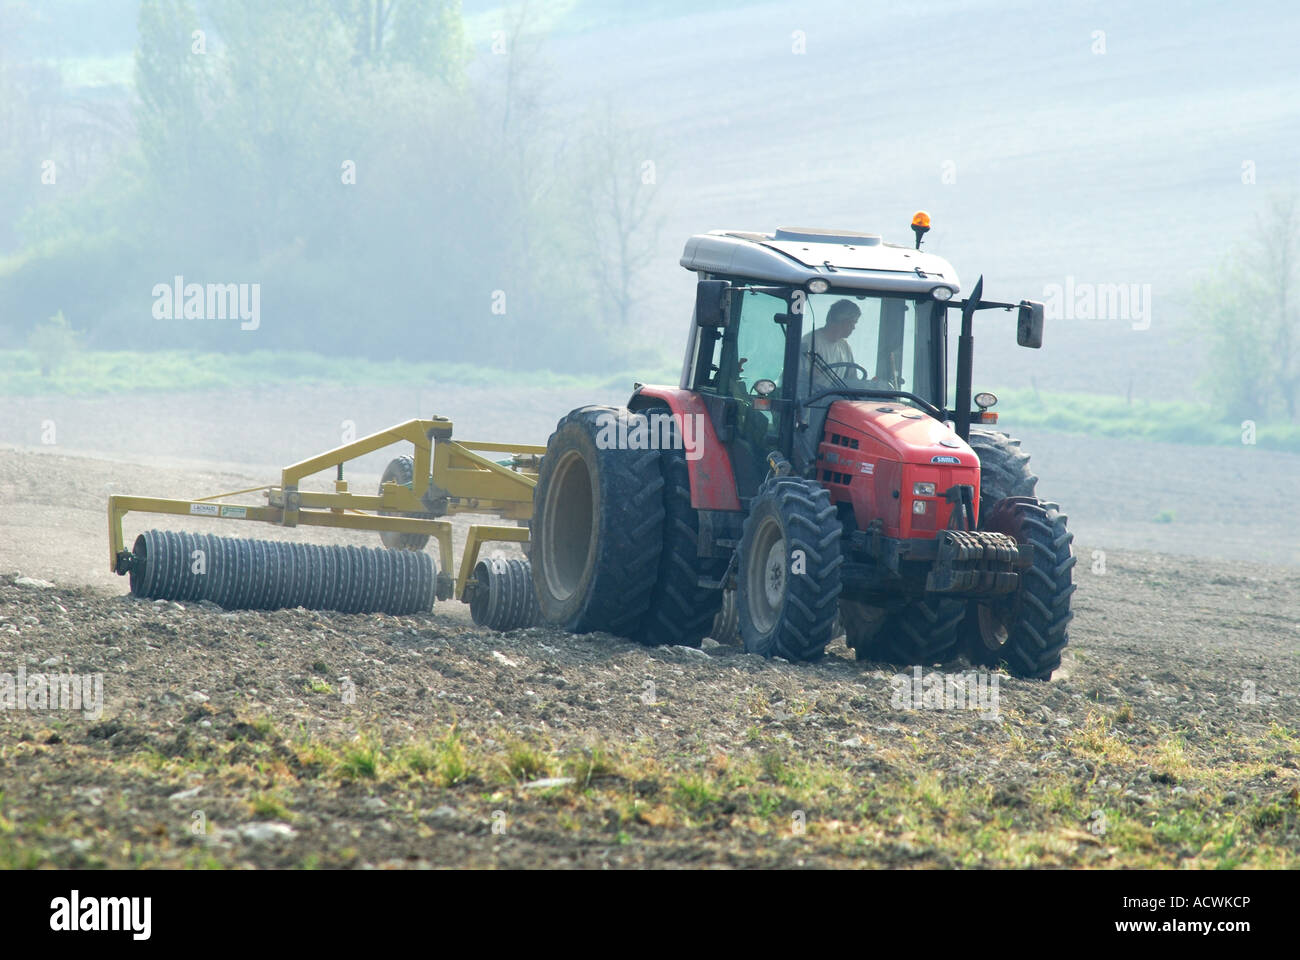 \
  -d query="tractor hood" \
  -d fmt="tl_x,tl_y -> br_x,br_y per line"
821,400 -> 981,539
826,401 -> 977,467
